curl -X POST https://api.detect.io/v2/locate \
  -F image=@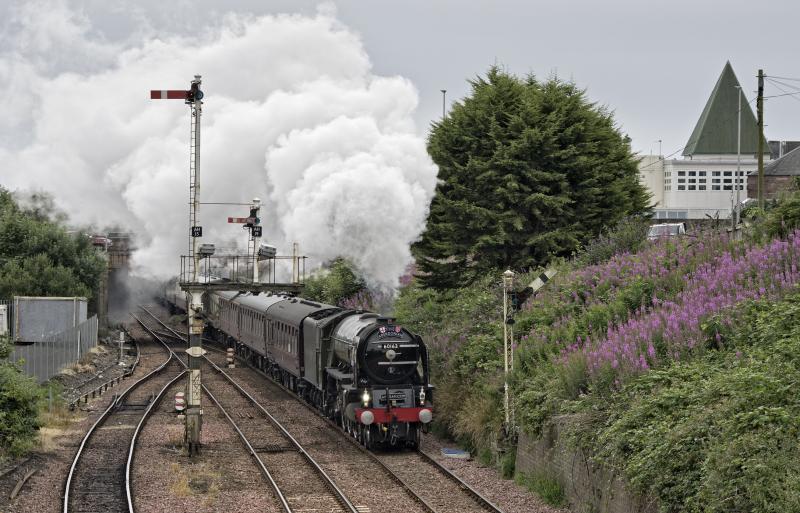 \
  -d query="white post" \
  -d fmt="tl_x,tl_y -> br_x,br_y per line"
501,269 -> 515,429
735,85 -> 742,228
119,331 -> 125,365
